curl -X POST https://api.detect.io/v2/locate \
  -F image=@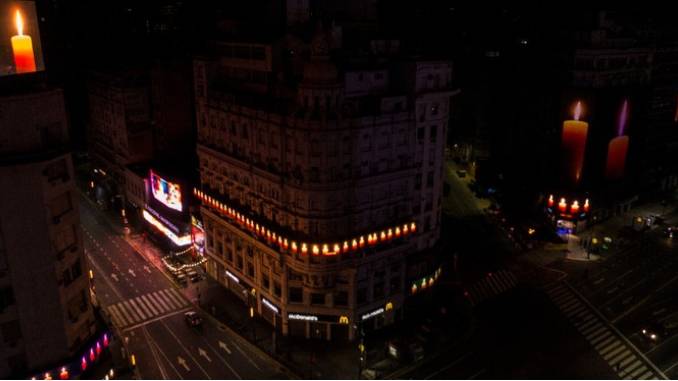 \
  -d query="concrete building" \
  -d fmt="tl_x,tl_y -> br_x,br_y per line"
193,21 -> 455,340
0,87 -> 96,377
86,69 -> 154,209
